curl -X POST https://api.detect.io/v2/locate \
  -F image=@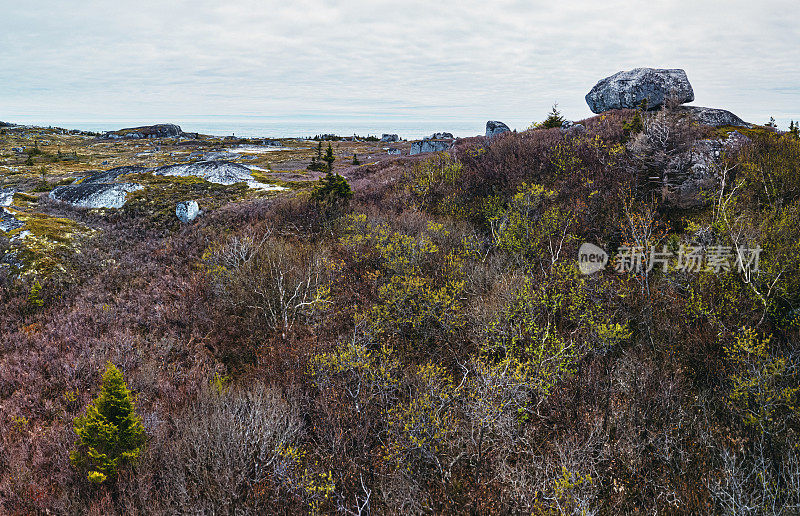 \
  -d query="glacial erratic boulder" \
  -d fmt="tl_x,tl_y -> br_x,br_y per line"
381,134 -> 400,142
176,200 -> 200,223
153,161 -> 254,185
486,121 -> 510,137
50,183 -> 143,209
586,68 -> 694,113
676,106 -> 750,128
